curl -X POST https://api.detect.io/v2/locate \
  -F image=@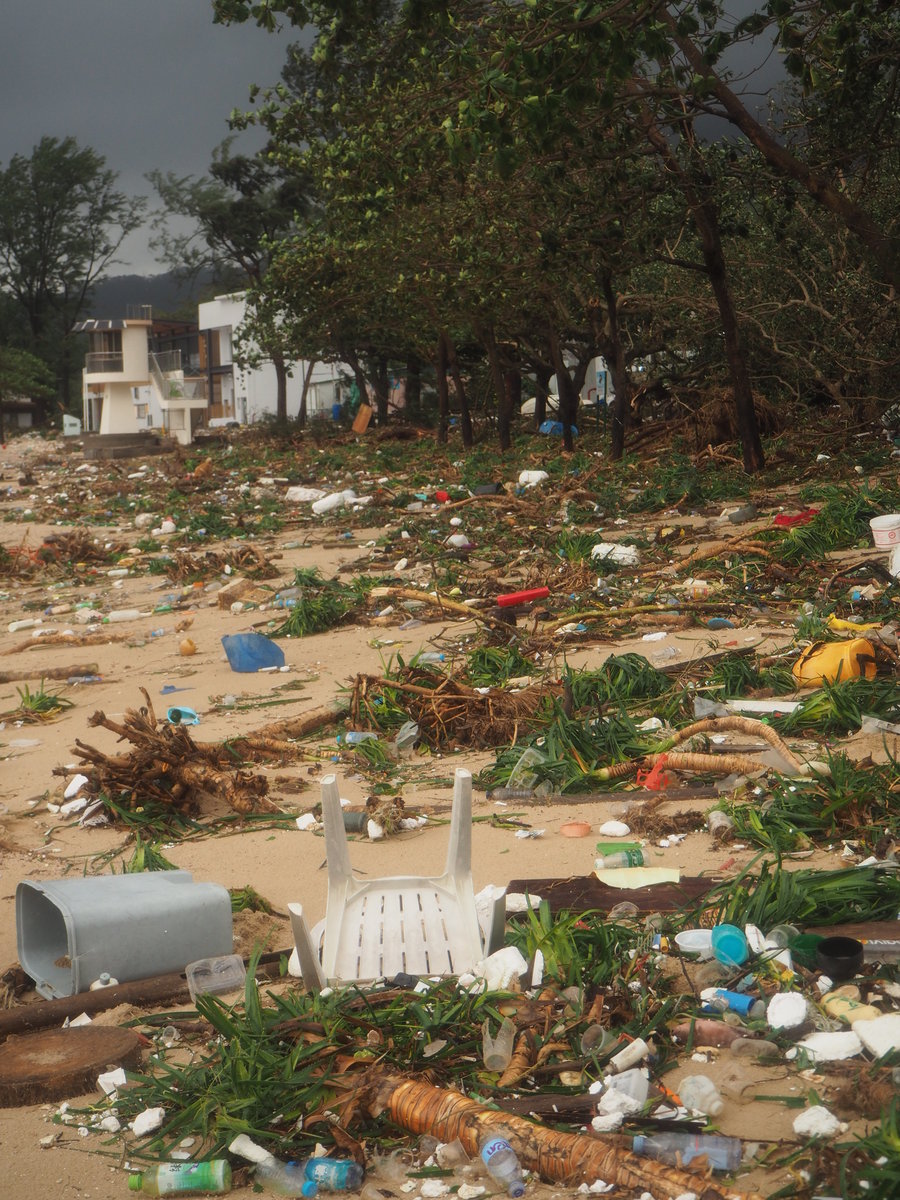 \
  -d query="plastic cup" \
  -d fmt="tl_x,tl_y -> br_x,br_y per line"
711,924 -> 750,968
